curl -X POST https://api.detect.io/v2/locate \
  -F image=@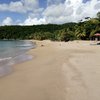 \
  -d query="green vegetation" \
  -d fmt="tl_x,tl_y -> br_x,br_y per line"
0,12 -> 100,41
